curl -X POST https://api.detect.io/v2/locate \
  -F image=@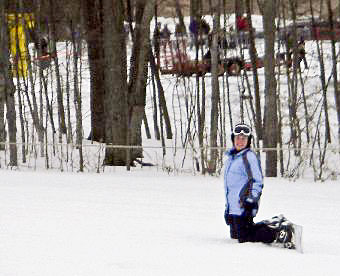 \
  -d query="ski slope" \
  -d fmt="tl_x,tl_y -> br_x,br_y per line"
0,169 -> 339,275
